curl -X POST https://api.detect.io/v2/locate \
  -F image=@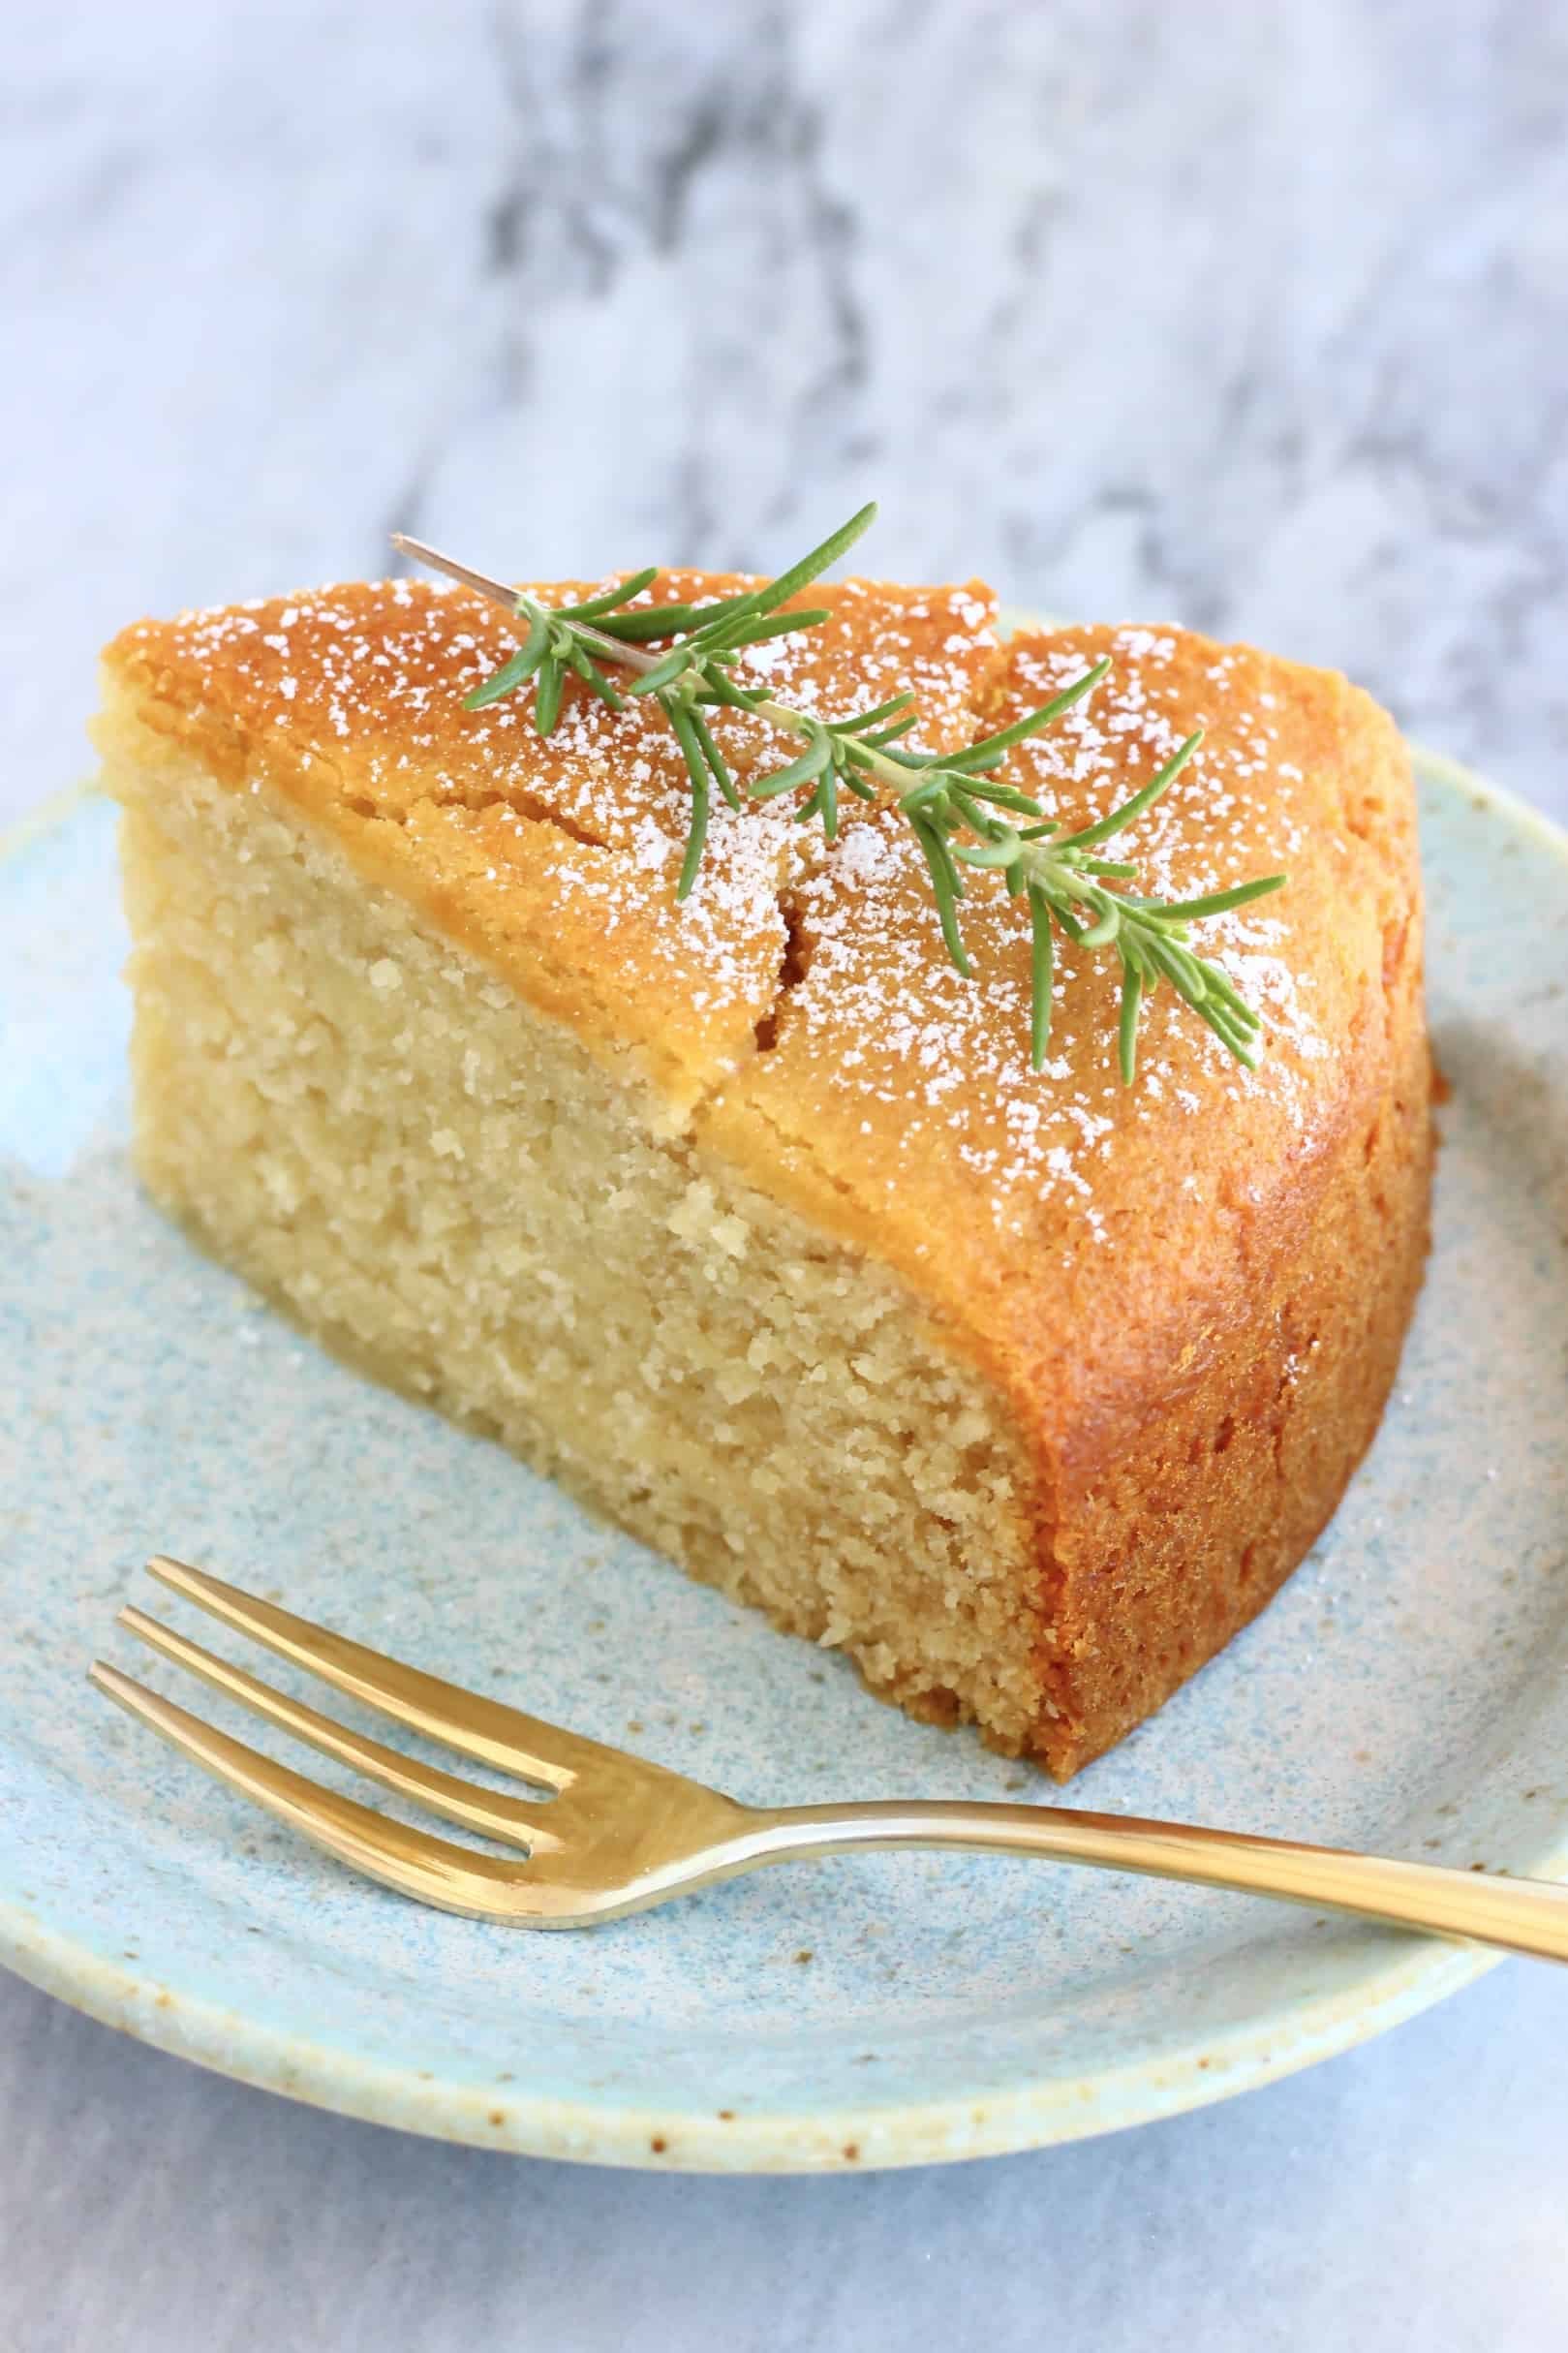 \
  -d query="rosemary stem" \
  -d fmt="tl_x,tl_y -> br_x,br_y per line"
394,523 -> 1286,1085
393,542 -> 921,769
